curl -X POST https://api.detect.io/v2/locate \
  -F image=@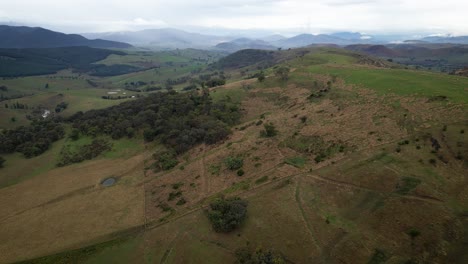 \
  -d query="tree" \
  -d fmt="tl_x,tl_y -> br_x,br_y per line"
69,129 -> 80,141
257,71 -> 266,82
225,156 -> 244,170
274,66 -> 290,81
260,123 -> 277,137
207,197 -> 248,232
0,156 -> 5,168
